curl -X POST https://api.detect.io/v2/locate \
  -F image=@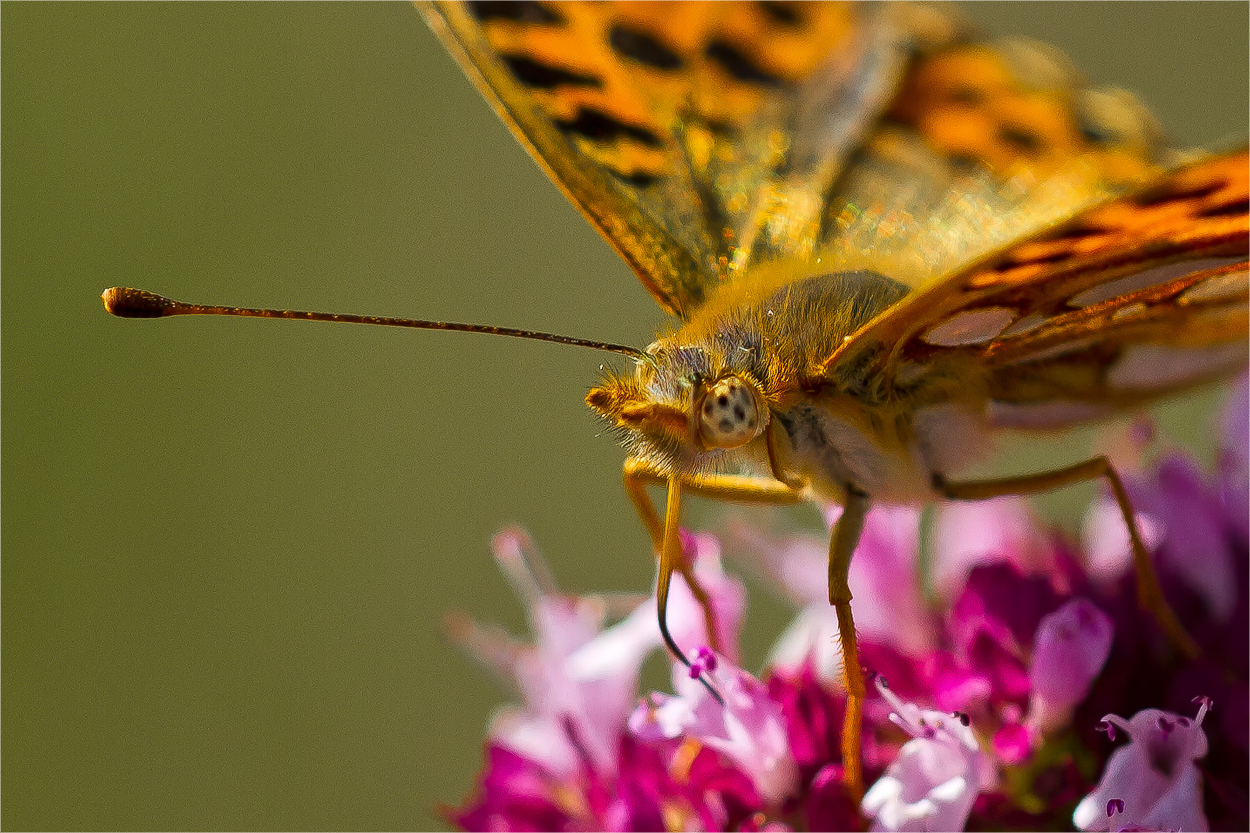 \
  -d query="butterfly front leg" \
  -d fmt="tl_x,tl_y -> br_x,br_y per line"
933,457 -> 1201,660
625,457 -> 874,803
623,458 -> 803,663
